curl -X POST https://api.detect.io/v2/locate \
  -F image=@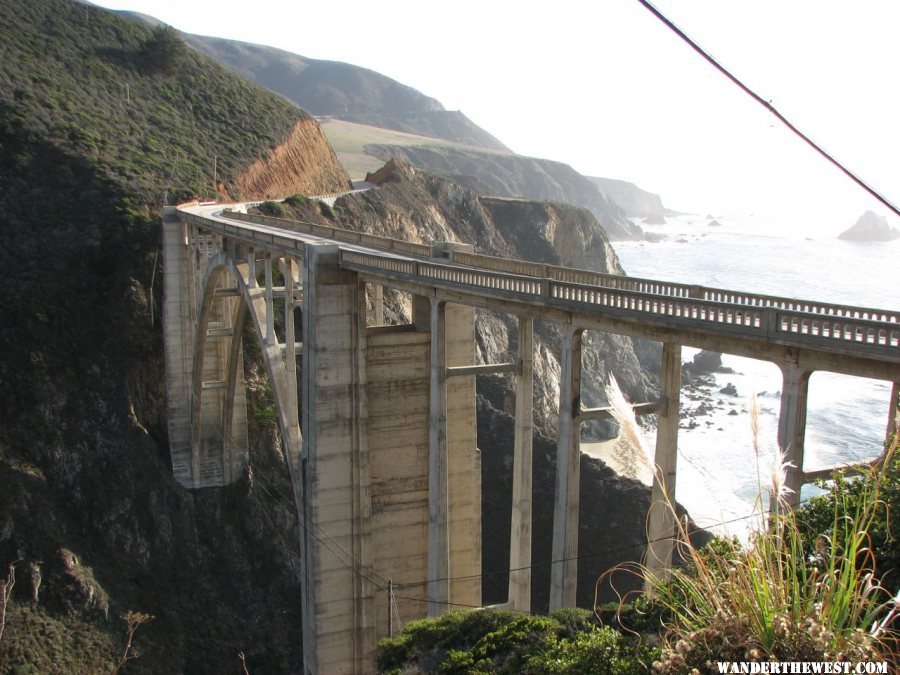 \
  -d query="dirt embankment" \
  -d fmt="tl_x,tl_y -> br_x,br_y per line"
235,117 -> 350,199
